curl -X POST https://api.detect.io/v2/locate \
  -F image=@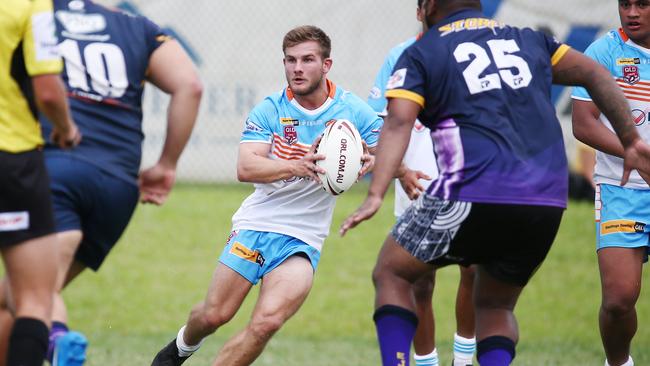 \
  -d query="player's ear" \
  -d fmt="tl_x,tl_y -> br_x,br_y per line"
322,58 -> 333,73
